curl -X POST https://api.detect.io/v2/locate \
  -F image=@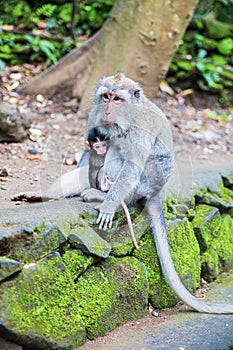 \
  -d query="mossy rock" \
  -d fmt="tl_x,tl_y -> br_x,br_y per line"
62,249 -> 94,279
222,173 -> 233,190
17,226 -> 67,263
133,219 -> 201,309
99,210 -> 151,256
197,181 -> 233,213
192,204 -> 221,252
201,247 -> 220,282
201,215 -> 233,282
0,224 -> 35,257
76,256 -> 148,339
0,257 -> 22,282
0,252 -> 86,349
68,226 -> 111,258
